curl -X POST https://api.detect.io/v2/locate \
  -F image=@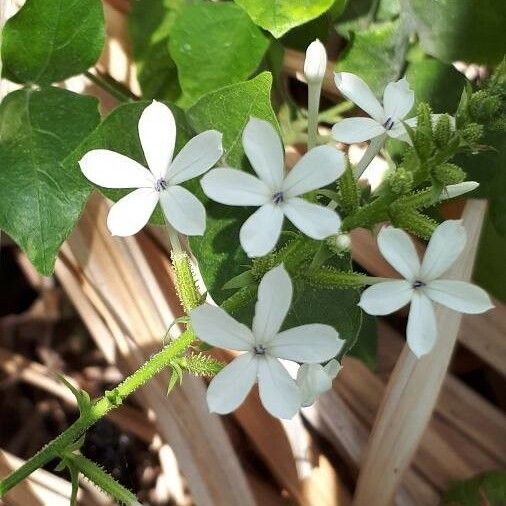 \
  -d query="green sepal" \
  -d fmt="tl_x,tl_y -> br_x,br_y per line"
338,162 -> 361,215
390,209 -> 438,240
181,353 -> 224,377
172,251 -> 201,313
